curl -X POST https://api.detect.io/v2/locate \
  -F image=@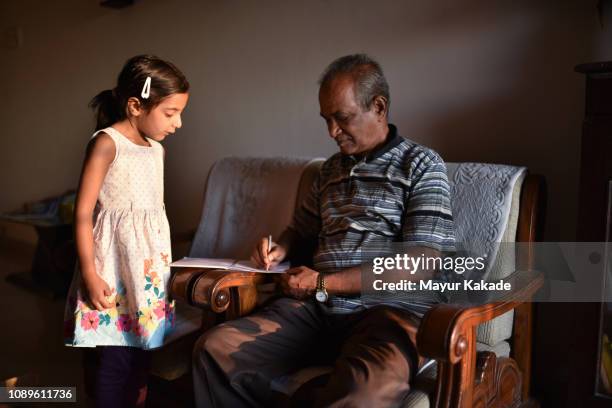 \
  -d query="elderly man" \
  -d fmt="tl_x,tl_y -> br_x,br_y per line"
193,54 -> 455,407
